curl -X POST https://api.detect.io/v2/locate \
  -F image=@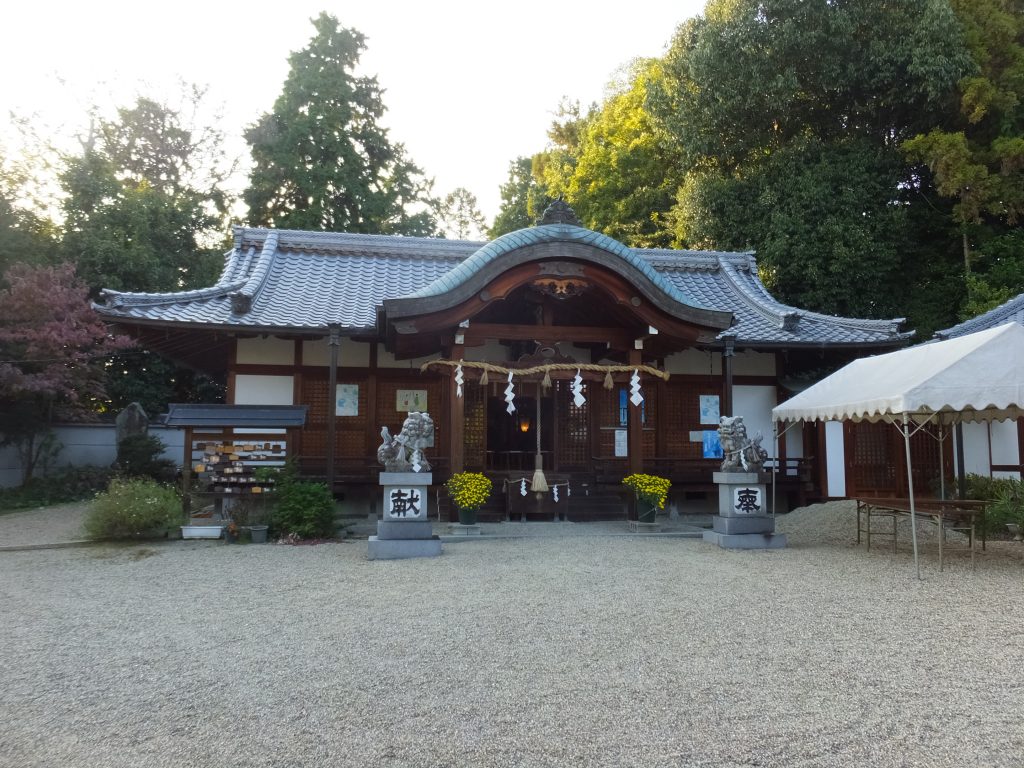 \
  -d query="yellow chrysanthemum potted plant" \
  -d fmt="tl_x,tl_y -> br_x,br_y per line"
446,472 -> 492,525
622,473 -> 671,524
